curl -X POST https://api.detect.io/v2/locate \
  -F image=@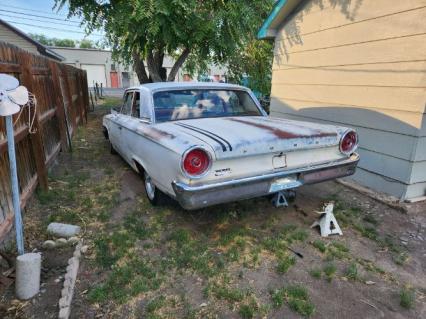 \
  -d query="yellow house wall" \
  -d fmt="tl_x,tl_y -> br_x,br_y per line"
270,0 -> 426,199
